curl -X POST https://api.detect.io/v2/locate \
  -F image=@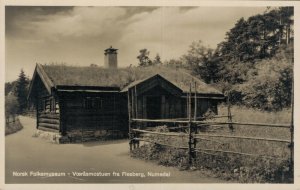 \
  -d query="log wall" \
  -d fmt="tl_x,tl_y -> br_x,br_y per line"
132,85 -> 220,121
182,98 -> 218,118
59,92 -> 128,141
134,86 -> 184,119
34,74 -> 60,132
37,99 -> 60,131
